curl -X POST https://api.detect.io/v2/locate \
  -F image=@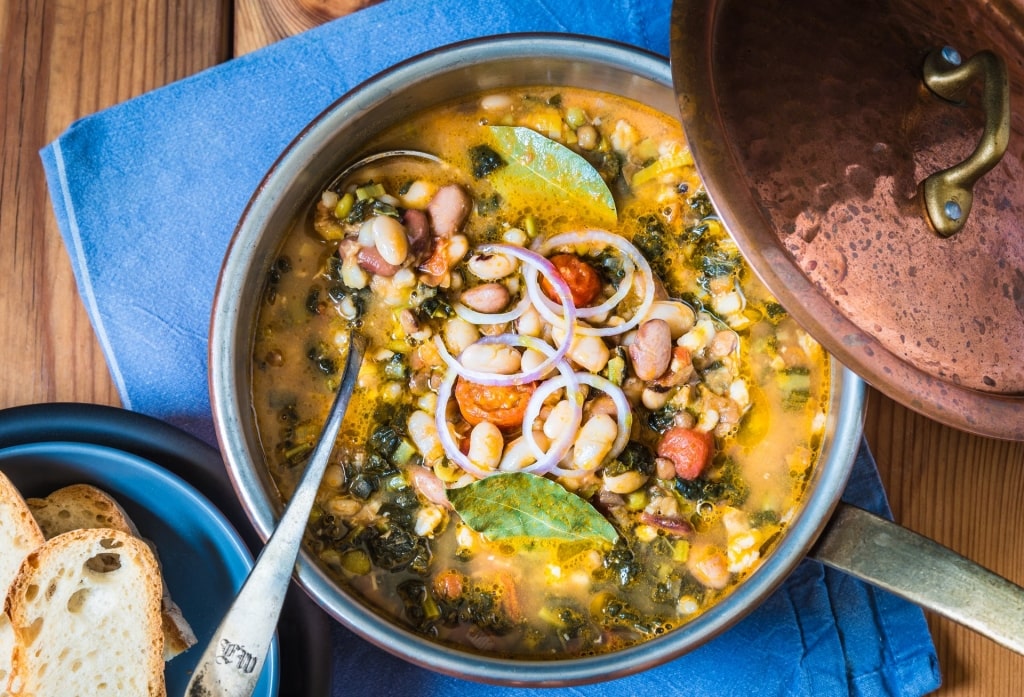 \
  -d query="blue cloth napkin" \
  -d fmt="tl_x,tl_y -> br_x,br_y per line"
40,0 -> 941,694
